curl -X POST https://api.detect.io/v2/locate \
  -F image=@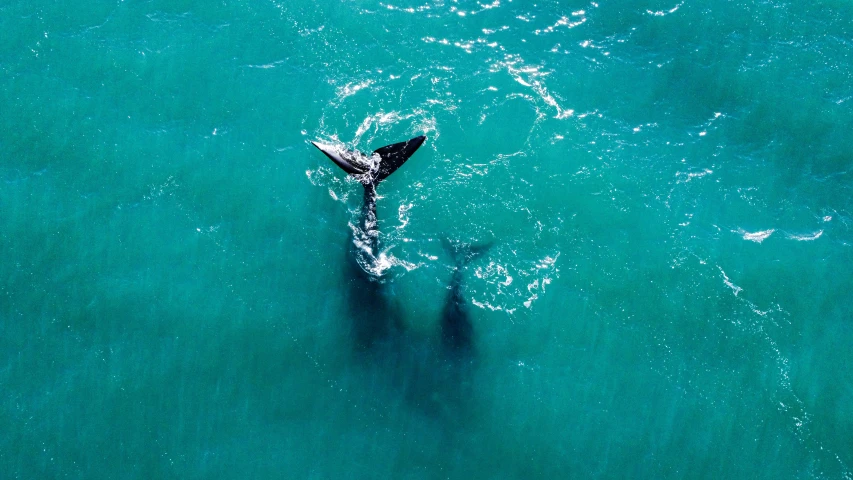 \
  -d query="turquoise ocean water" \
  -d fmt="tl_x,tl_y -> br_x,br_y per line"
2,0 -> 852,478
